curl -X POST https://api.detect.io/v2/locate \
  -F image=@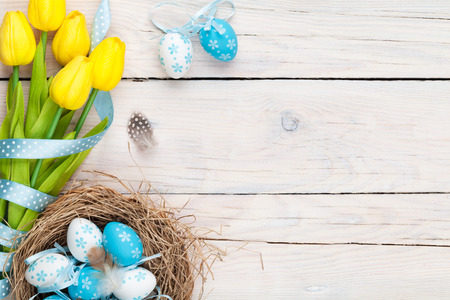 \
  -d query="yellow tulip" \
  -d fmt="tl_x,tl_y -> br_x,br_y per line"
0,11 -> 36,66
28,0 -> 66,31
90,37 -> 126,91
52,11 -> 90,66
50,55 -> 93,110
